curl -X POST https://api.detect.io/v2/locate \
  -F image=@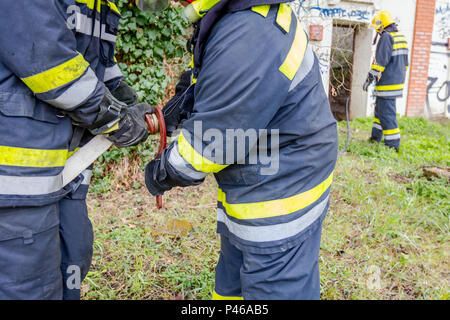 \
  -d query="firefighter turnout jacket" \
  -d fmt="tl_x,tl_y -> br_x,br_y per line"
370,25 -> 409,98
0,0 -> 124,207
146,3 -> 338,253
